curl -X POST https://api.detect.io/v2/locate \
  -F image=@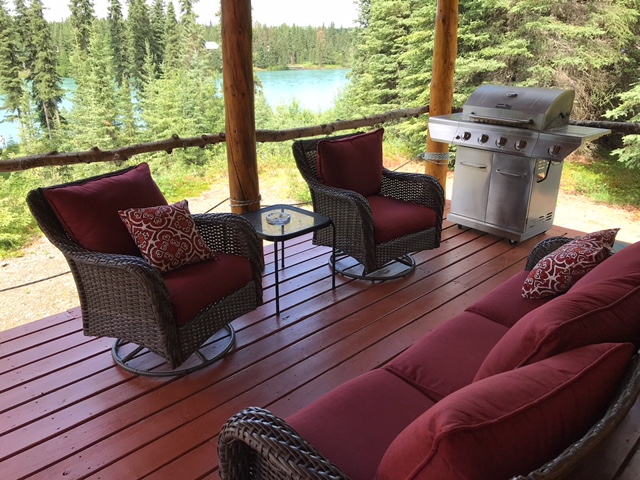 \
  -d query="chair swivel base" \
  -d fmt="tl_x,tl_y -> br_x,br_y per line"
112,324 -> 235,377
330,252 -> 416,281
